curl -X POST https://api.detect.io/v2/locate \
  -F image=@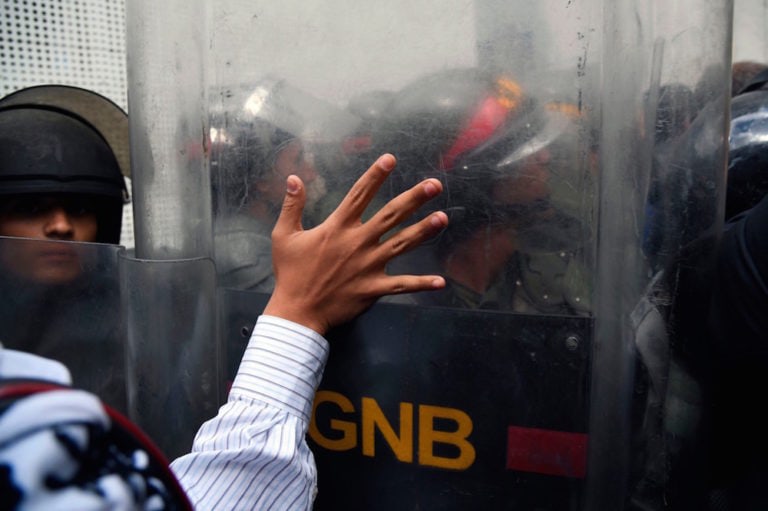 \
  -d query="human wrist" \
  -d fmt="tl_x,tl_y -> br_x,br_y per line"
263,296 -> 328,336
233,315 -> 329,421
